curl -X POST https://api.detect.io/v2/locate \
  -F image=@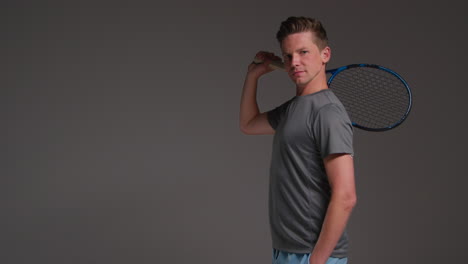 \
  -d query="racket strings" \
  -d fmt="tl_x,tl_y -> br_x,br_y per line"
329,67 -> 410,130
